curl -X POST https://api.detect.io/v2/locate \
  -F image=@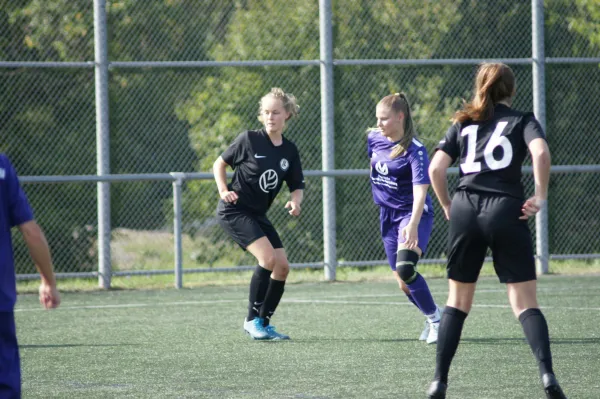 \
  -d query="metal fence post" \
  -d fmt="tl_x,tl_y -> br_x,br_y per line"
320,0 -> 336,281
94,0 -> 112,288
171,173 -> 185,289
532,0 -> 549,275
